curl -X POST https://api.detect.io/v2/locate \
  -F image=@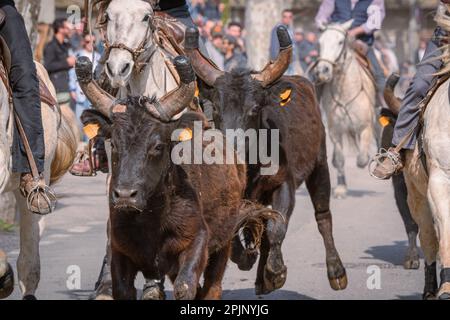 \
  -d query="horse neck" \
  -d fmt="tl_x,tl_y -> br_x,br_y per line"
126,47 -> 178,99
